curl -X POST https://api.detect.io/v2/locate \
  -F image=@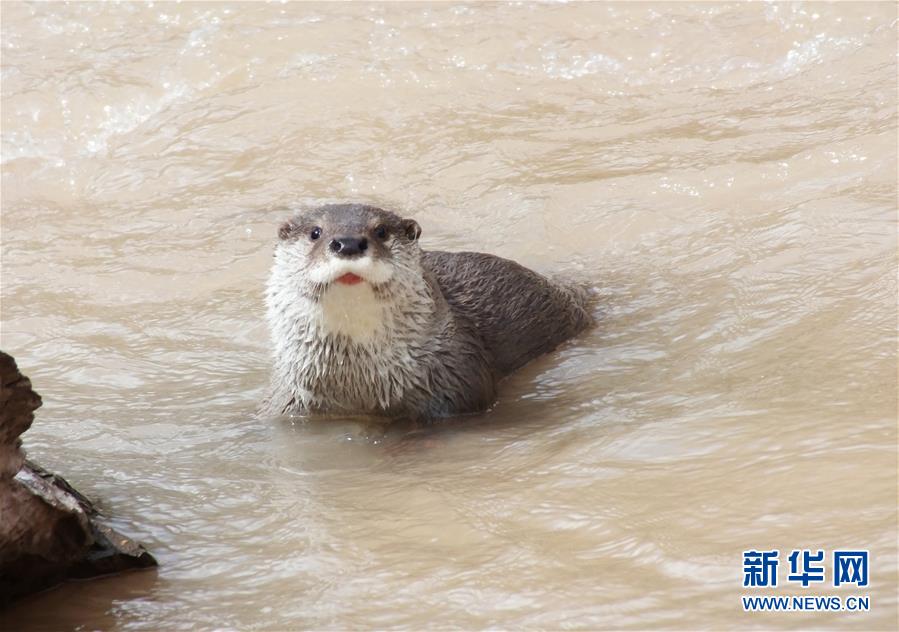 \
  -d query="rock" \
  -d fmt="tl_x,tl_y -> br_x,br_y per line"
0,351 -> 157,606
